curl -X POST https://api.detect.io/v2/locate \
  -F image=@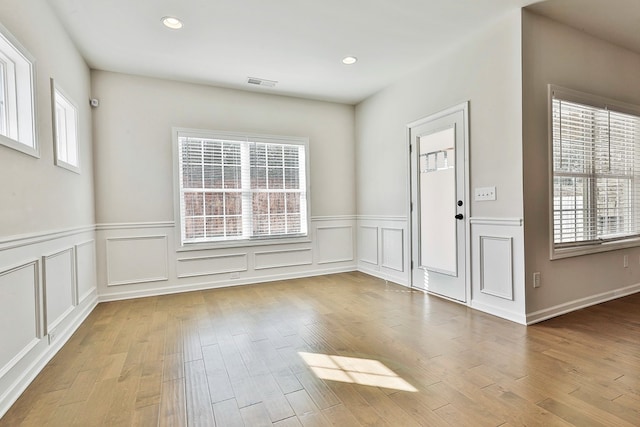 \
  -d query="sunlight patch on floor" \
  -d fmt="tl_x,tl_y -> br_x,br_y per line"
298,352 -> 418,392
